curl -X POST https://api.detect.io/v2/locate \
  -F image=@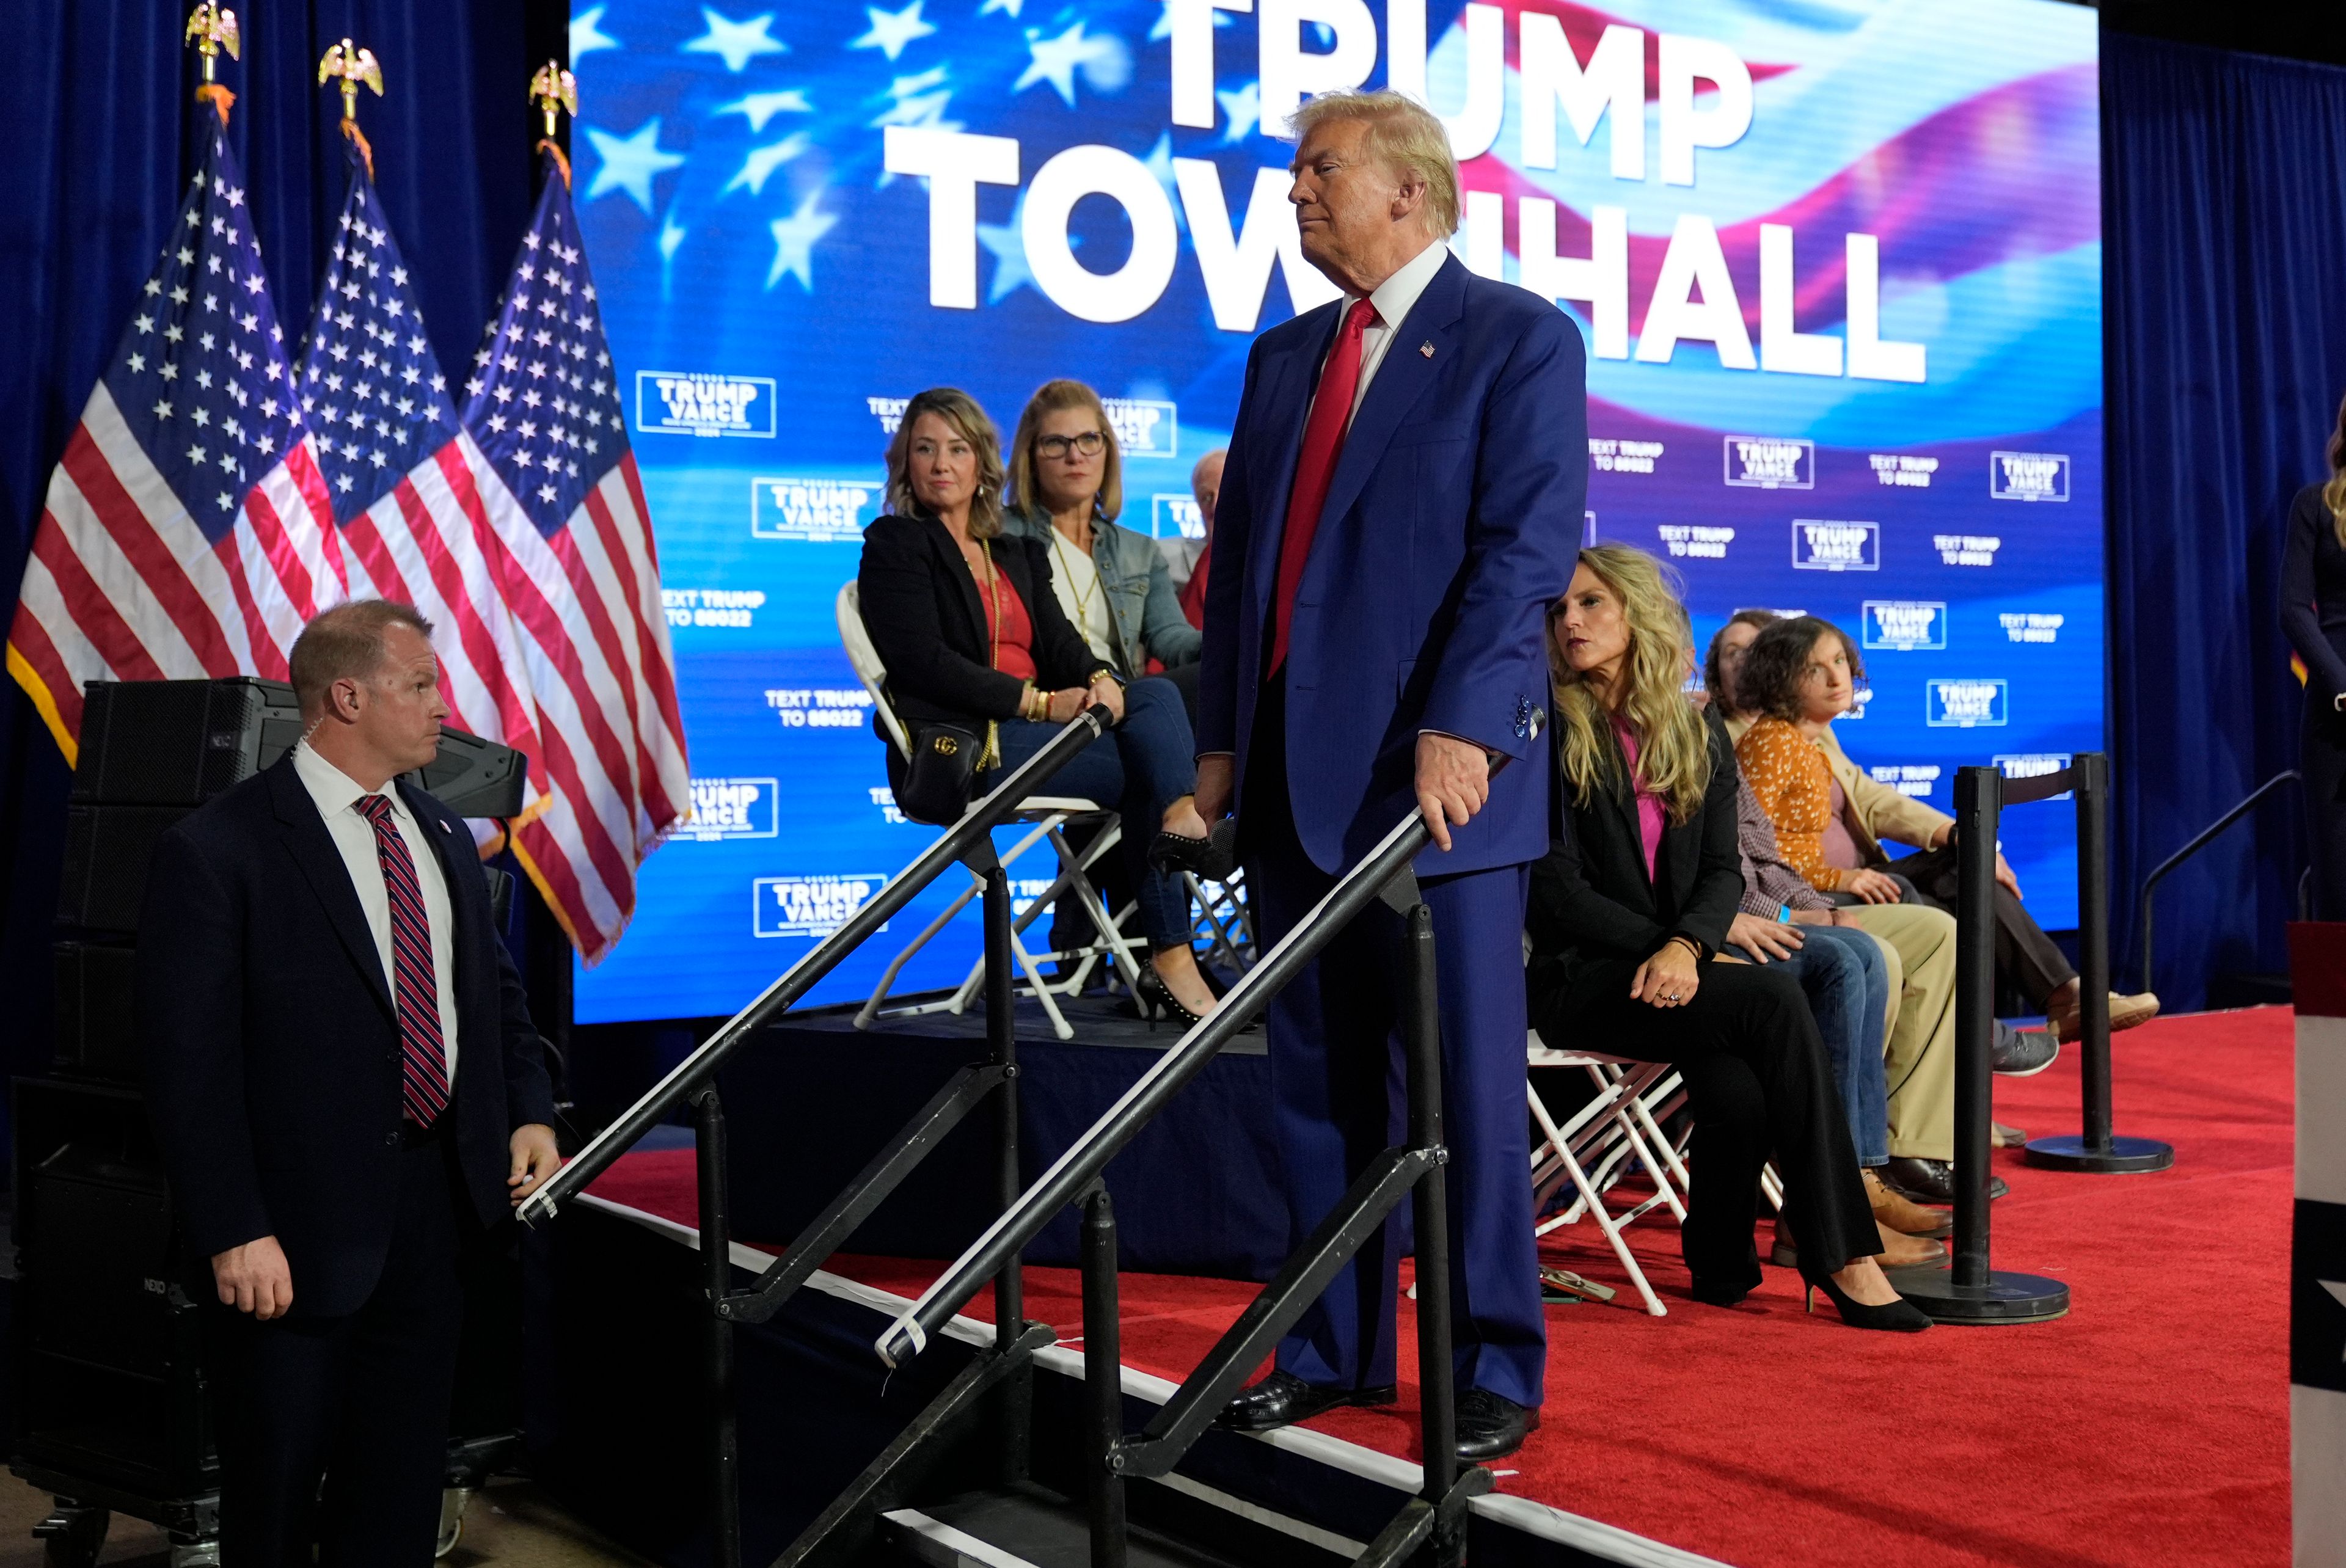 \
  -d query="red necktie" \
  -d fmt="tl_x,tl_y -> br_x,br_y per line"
357,795 -> 451,1127
1269,296 -> 1379,674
